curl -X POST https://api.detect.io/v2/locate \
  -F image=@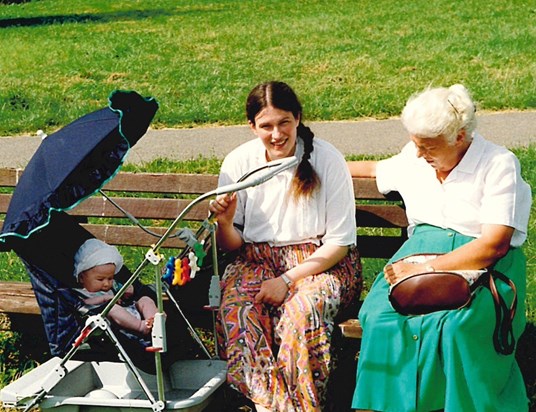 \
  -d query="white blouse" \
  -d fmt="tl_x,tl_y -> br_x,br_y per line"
218,137 -> 356,247
376,133 -> 532,247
